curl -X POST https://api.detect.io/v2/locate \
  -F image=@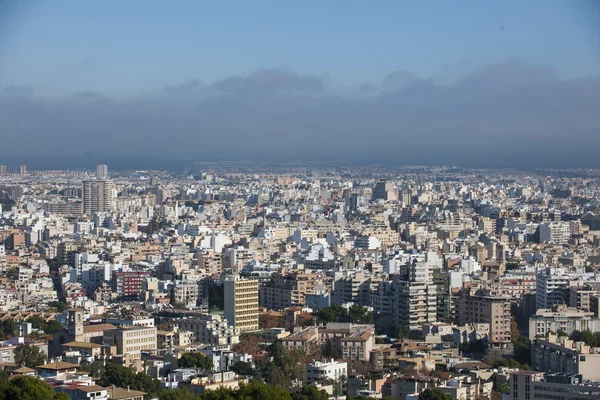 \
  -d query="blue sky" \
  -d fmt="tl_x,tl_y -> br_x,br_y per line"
1,1 -> 599,168
1,0 -> 599,96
